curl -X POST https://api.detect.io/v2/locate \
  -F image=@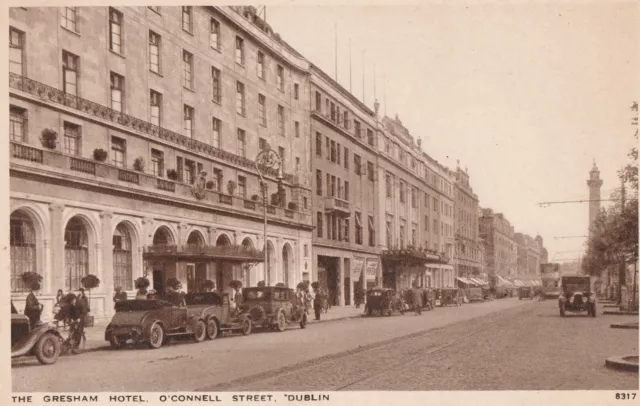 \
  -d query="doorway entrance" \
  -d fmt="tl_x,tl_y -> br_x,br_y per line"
153,270 -> 164,296
318,255 -> 339,306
